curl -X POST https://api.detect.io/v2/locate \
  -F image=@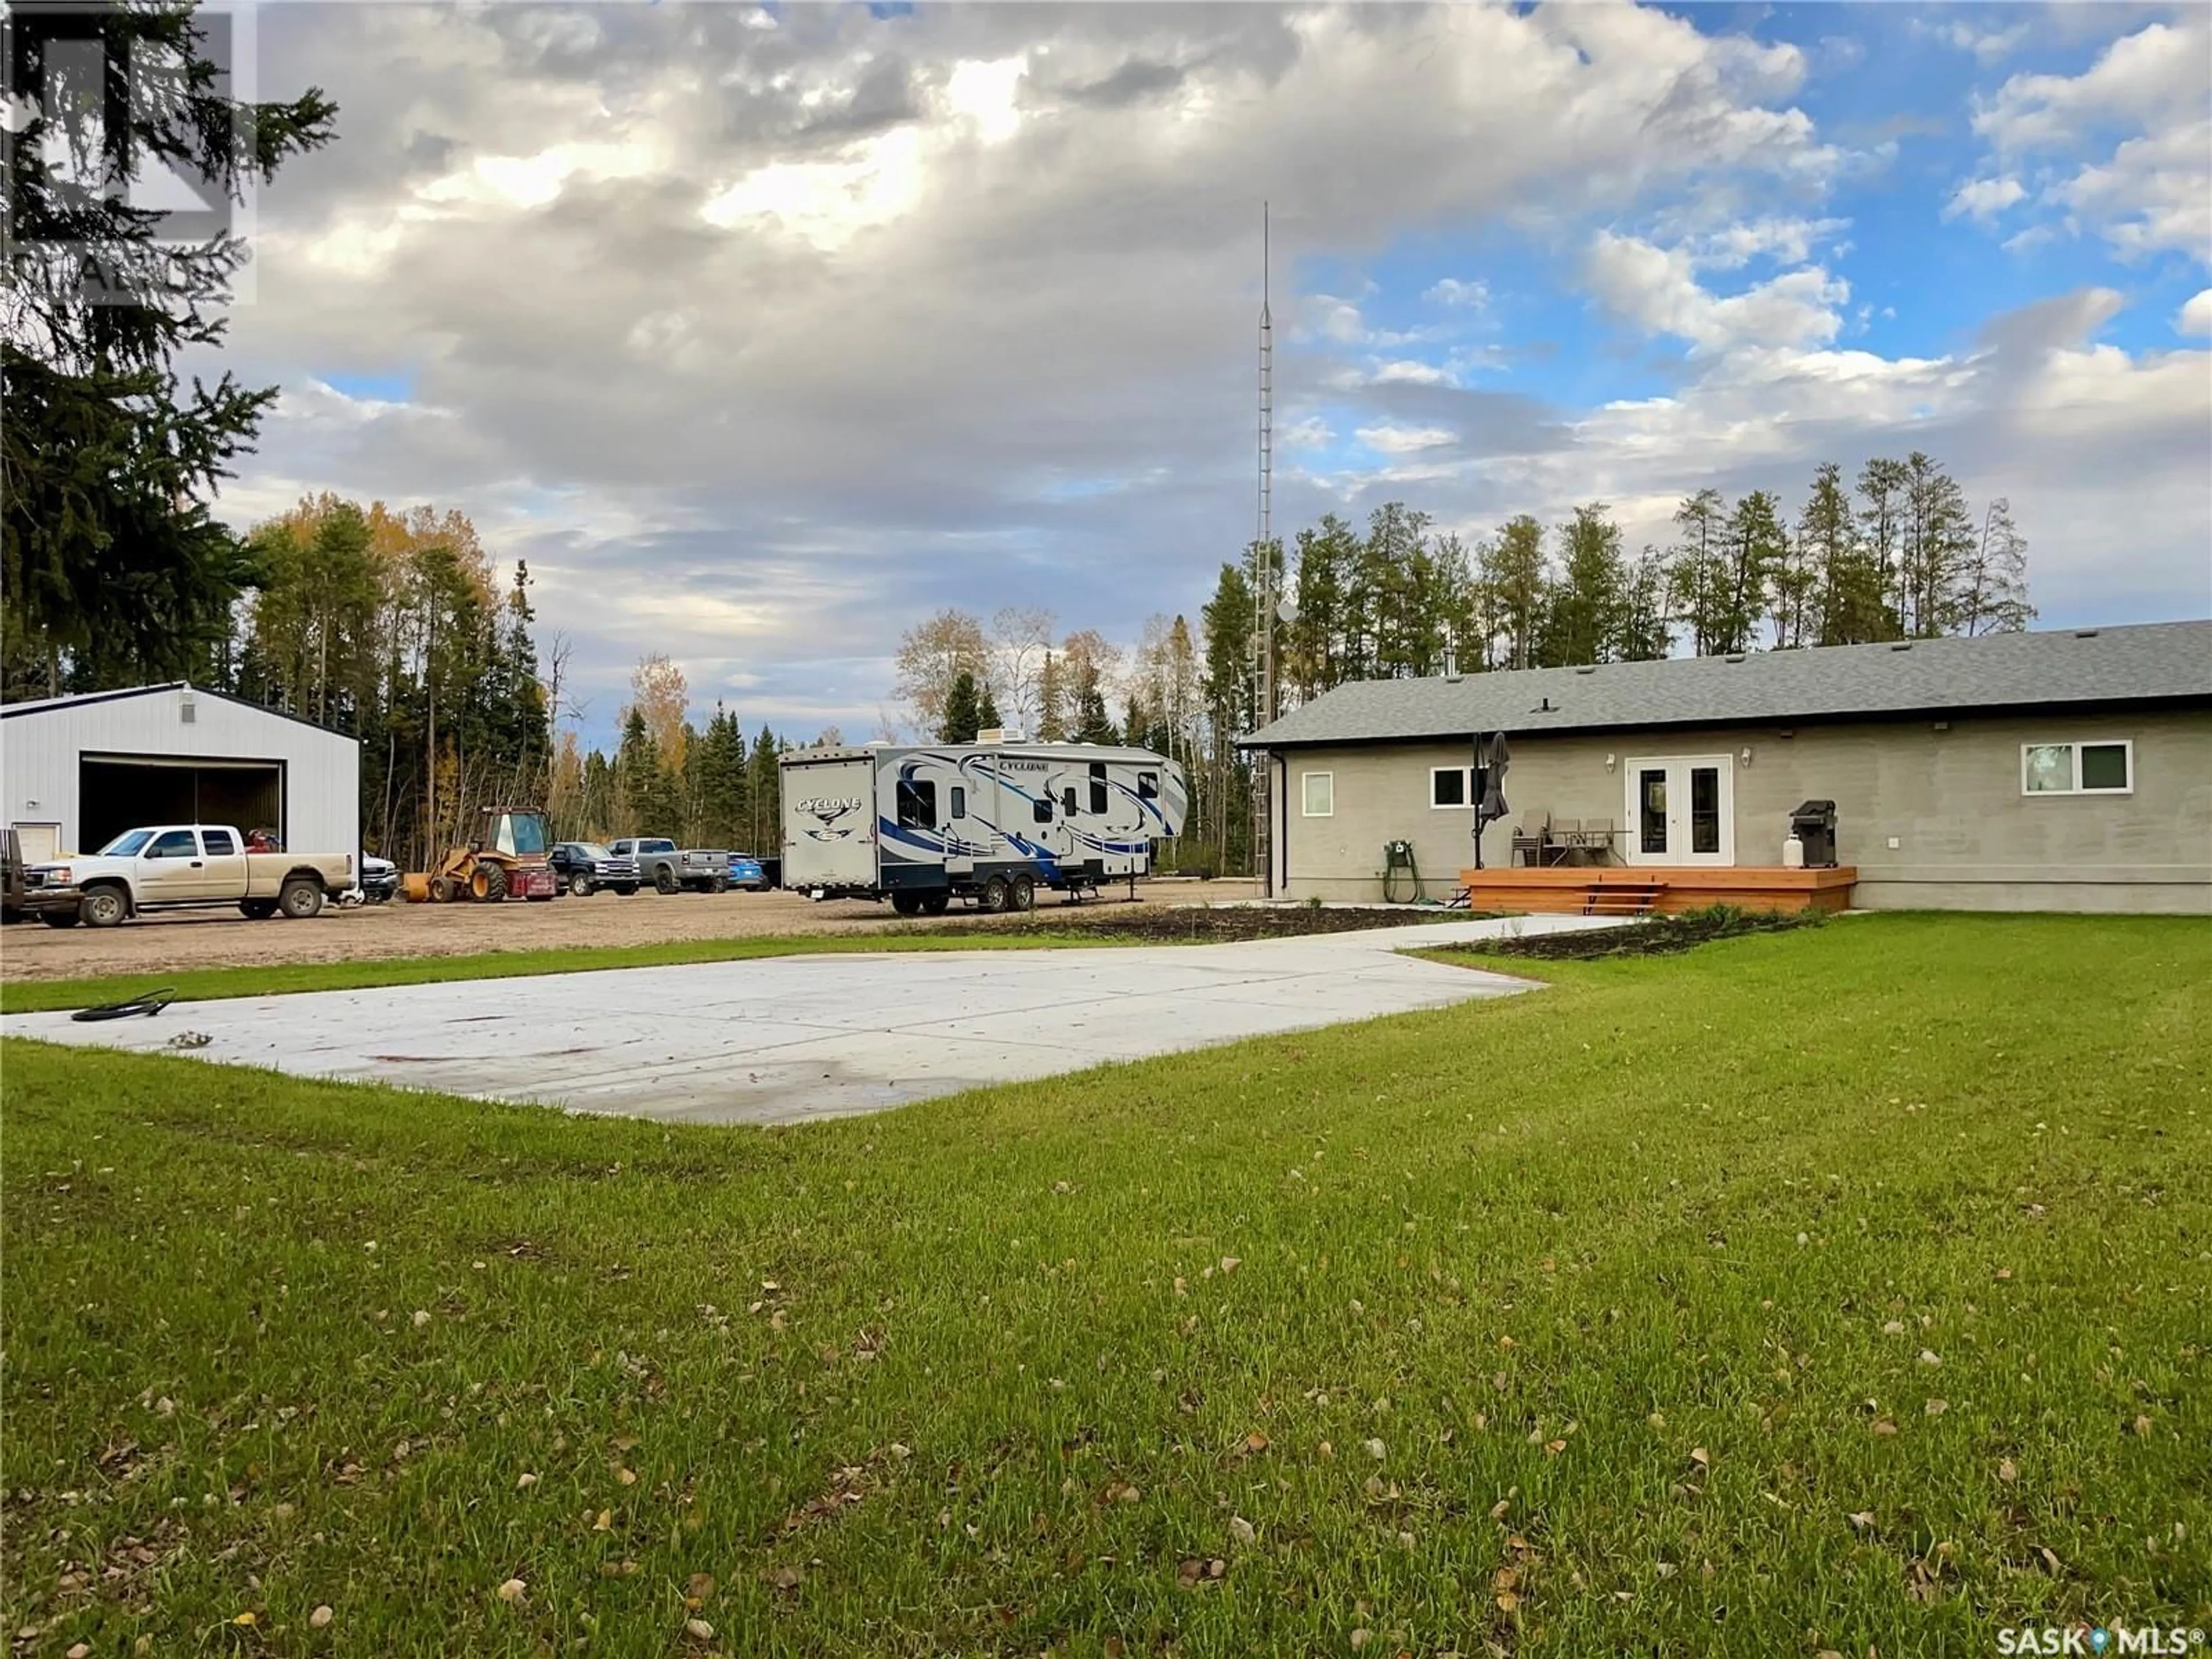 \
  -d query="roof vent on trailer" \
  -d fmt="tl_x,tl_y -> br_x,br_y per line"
978,727 -> 1025,743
